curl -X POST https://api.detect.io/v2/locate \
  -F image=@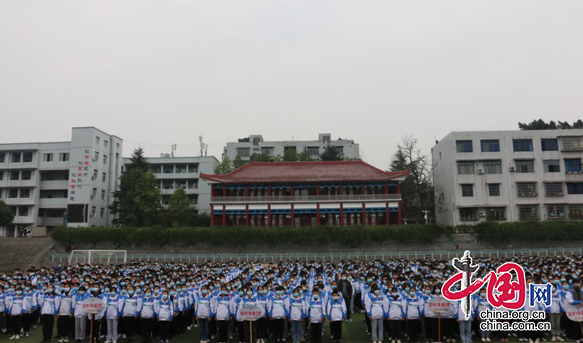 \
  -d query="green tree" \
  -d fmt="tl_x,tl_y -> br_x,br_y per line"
233,155 -> 245,169
518,119 -> 582,130
169,187 -> 194,227
126,147 -> 150,172
283,149 -> 299,162
250,153 -> 271,162
389,135 -> 434,224
110,148 -> 161,227
215,157 -> 234,174
298,148 -> 312,162
320,145 -> 343,161
0,201 -> 14,227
